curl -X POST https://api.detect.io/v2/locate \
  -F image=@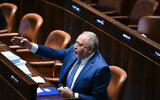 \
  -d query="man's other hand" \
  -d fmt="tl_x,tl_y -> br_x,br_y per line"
11,36 -> 32,49
58,87 -> 73,98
